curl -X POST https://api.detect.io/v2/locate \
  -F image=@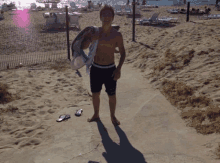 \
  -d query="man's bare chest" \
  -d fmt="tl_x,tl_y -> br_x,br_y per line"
98,34 -> 116,49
